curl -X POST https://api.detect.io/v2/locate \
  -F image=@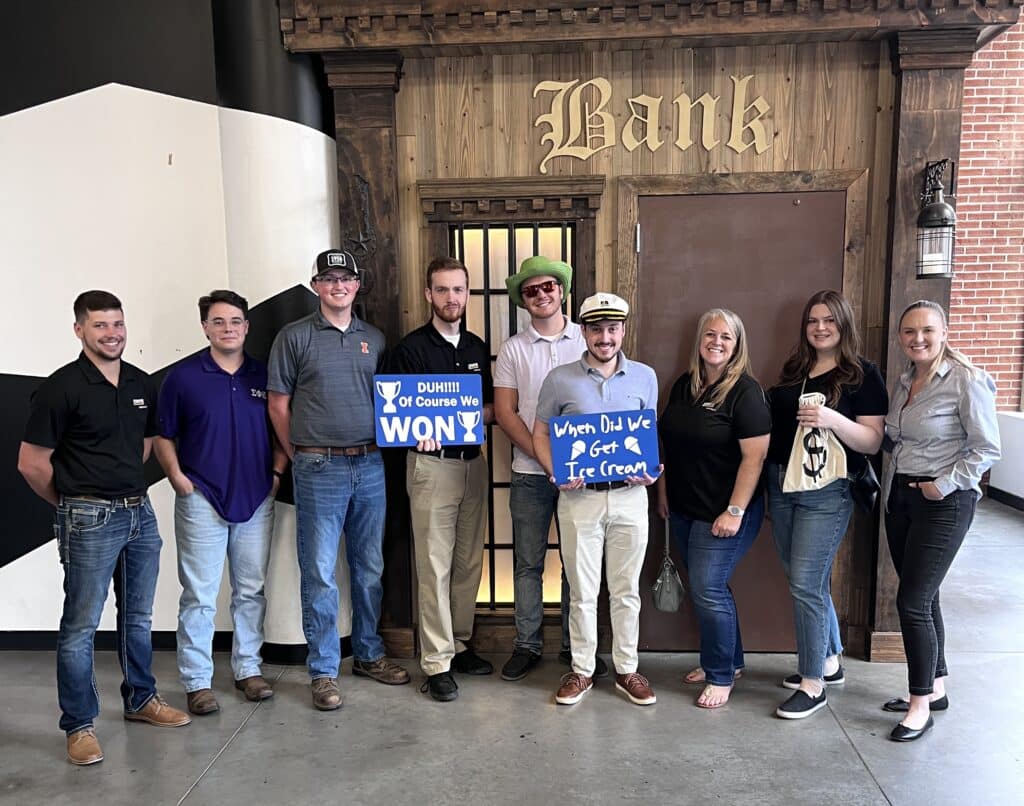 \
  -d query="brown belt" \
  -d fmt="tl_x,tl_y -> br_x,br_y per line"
296,444 -> 378,457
